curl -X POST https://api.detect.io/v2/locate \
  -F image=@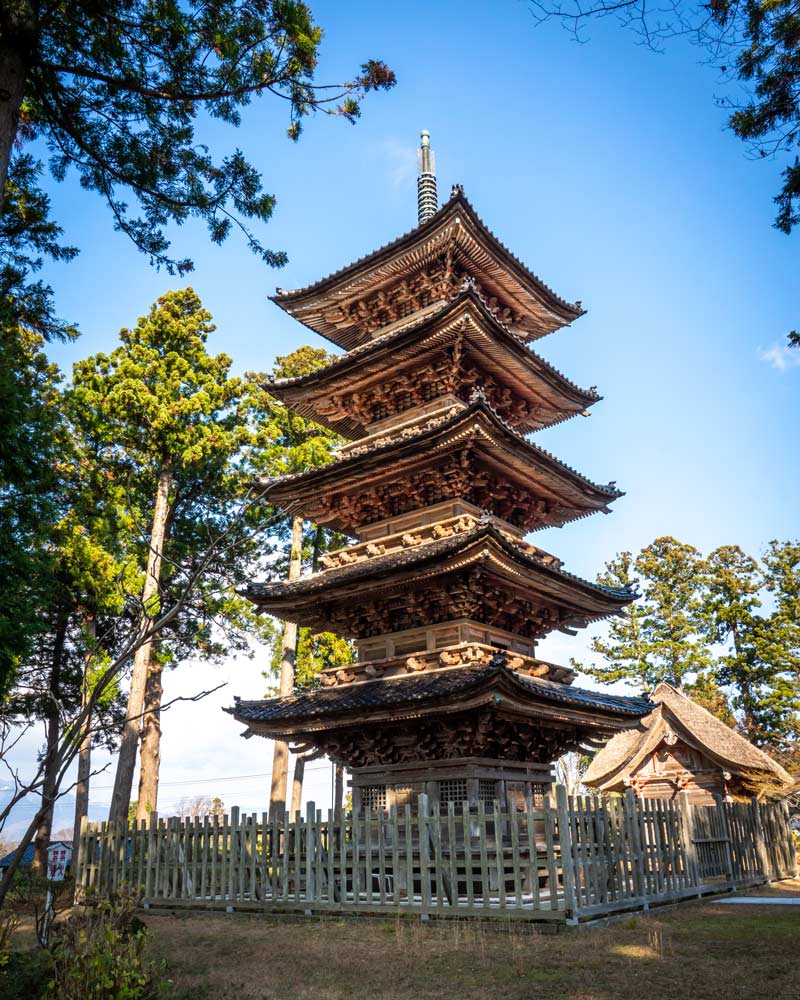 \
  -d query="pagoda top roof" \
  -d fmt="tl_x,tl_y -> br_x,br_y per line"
266,285 -> 601,439
245,516 -> 635,627
227,655 -> 652,734
272,187 -> 585,348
